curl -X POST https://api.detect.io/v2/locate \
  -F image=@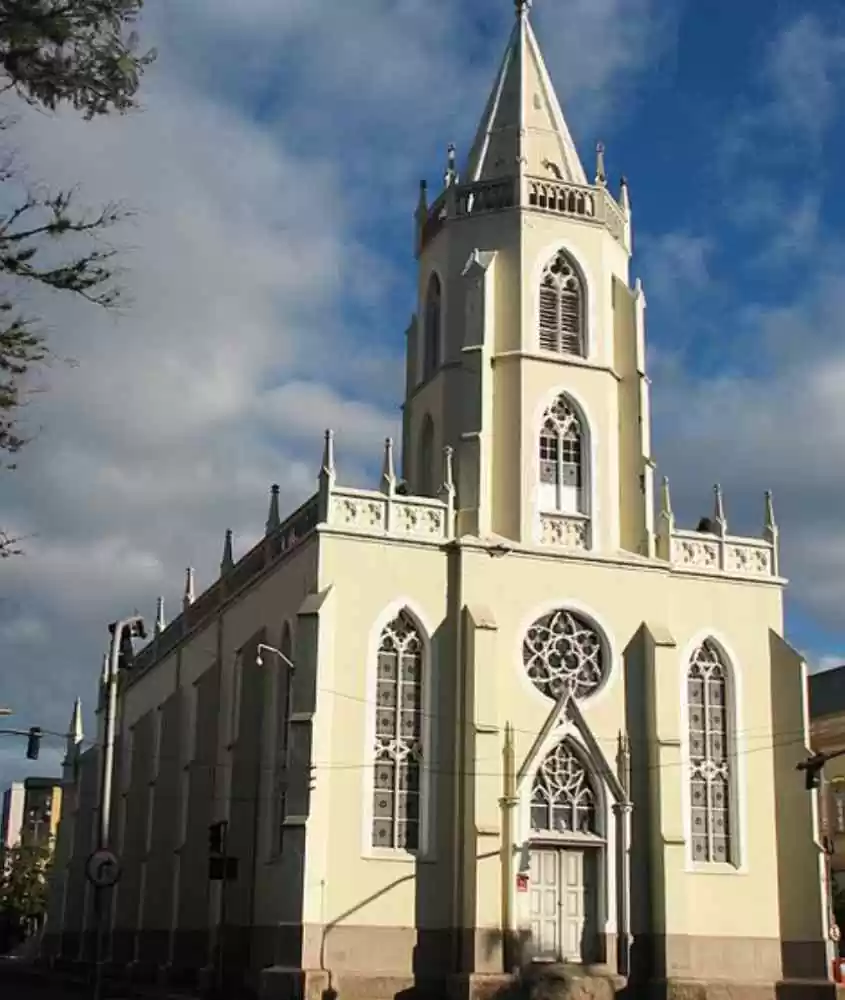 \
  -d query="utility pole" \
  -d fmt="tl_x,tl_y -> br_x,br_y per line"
92,614 -> 145,1000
